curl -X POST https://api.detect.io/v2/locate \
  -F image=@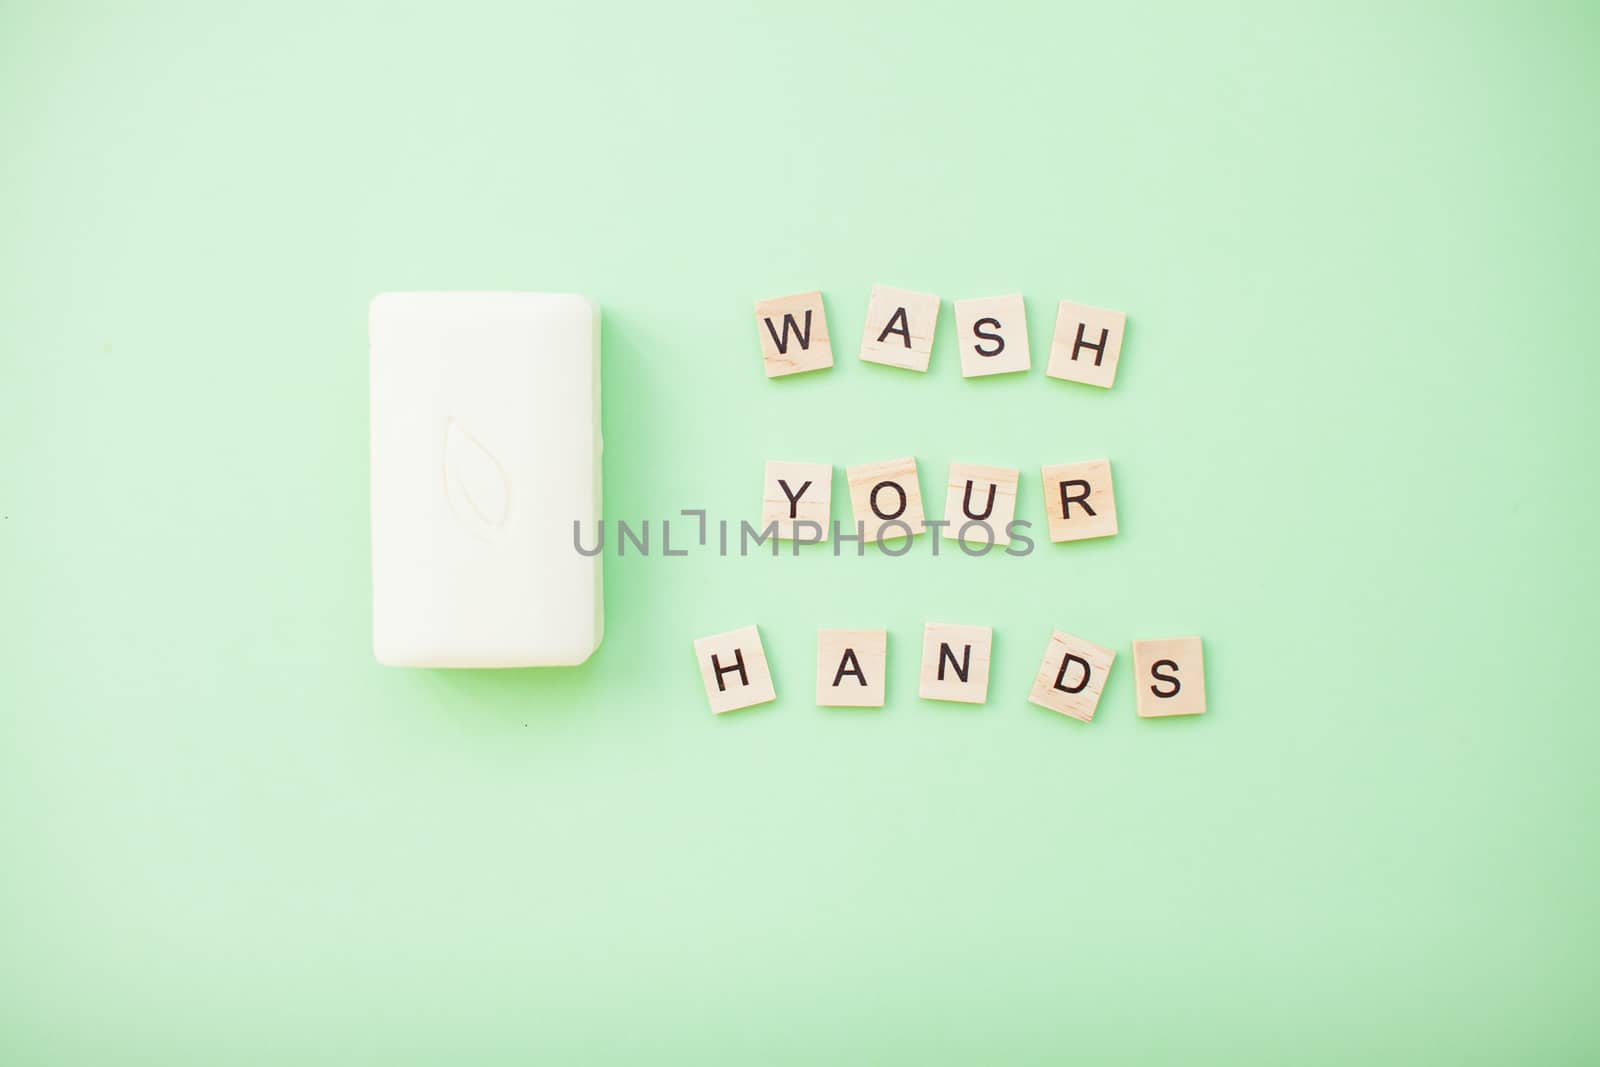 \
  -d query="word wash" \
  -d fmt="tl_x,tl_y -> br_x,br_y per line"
692,625 -> 1206,720
754,285 -> 1127,386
